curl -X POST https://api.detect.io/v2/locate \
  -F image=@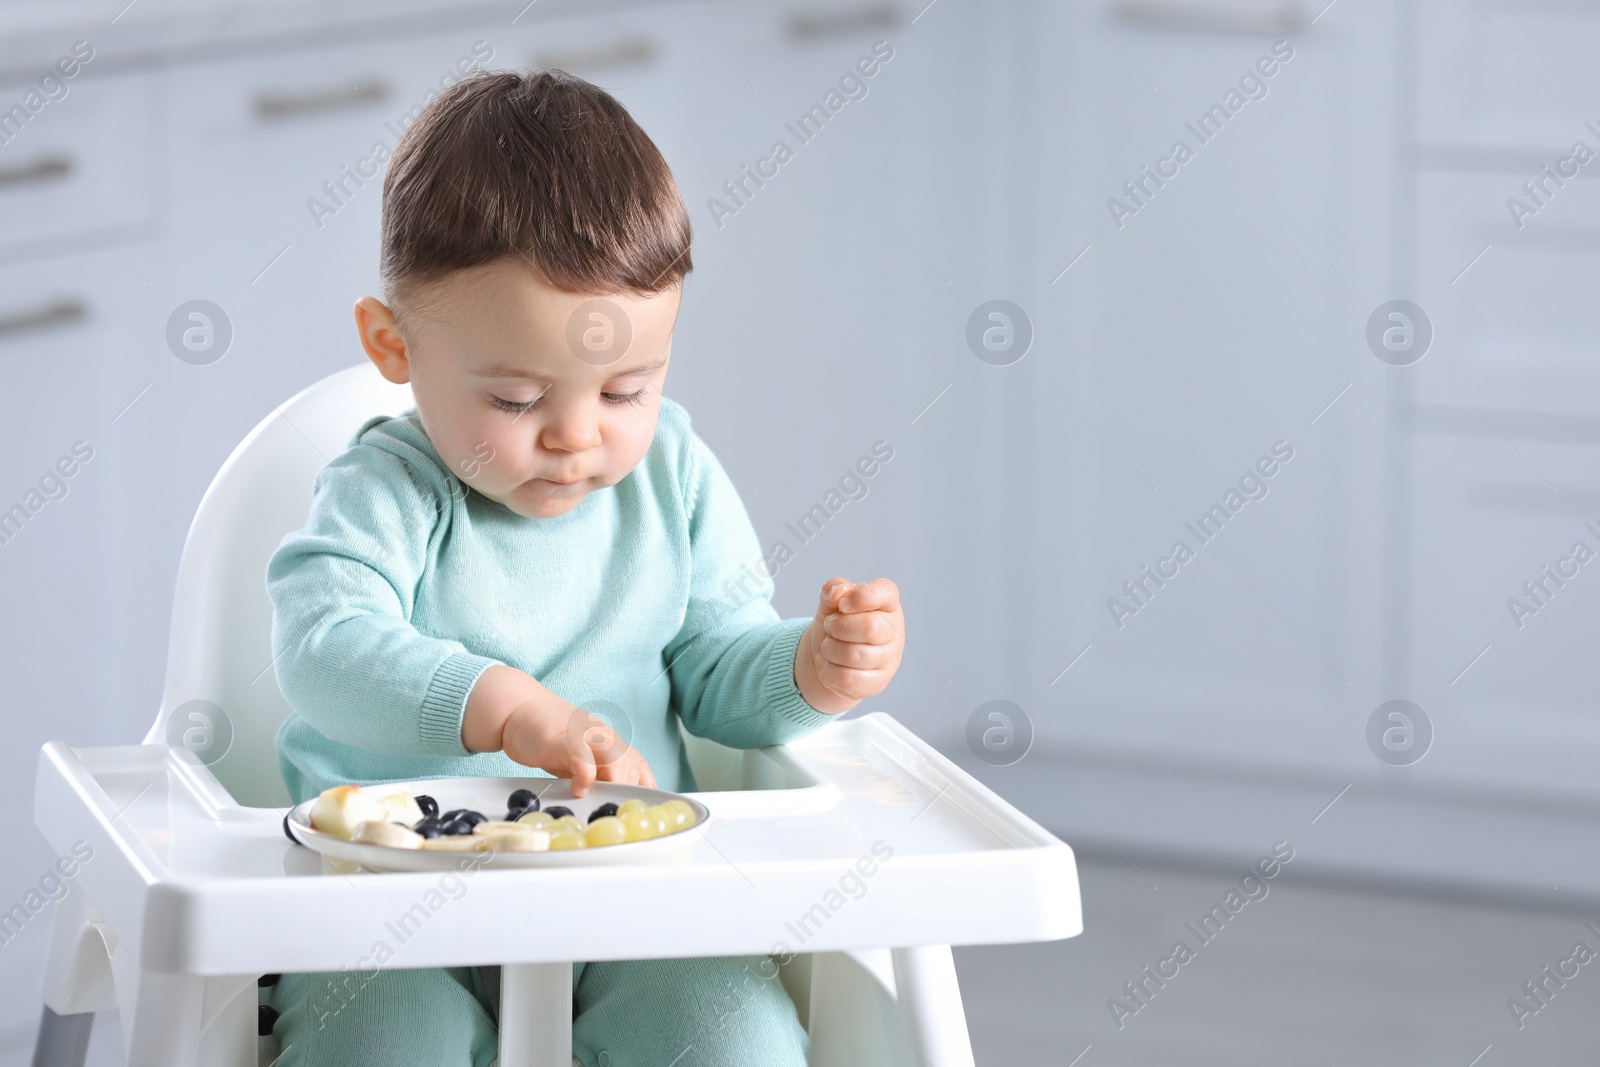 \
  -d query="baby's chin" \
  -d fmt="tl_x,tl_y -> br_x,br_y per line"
490,478 -> 595,519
